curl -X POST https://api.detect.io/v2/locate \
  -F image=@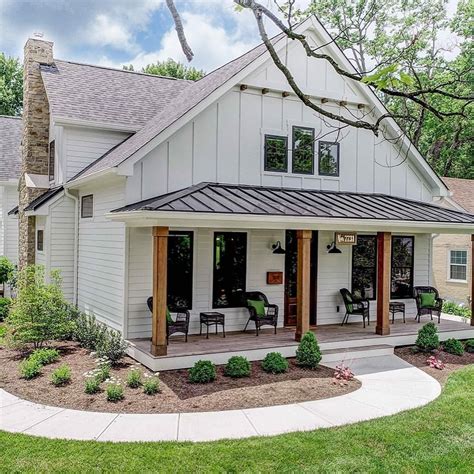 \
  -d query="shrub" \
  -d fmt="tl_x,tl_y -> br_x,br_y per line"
96,327 -> 127,365
143,374 -> 160,395
84,377 -> 101,395
6,265 -> 75,348
333,363 -> 354,384
415,322 -> 440,352
51,365 -> 71,386
261,352 -> 288,374
443,338 -> 464,356
465,339 -> 474,353
0,297 -> 12,321
442,300 -> 471,320
224,356 -> 251,378
427,355 -> 445,370
29,348 -> 60,366
189,360 -> 216,383
106,383 -> 124,402
0,256 -> 14,286
73,313 -> 107,351
94,358 -> 111,383
296,331 -> 321,369
126,368 -> 142,388
19,358 -> 42,379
